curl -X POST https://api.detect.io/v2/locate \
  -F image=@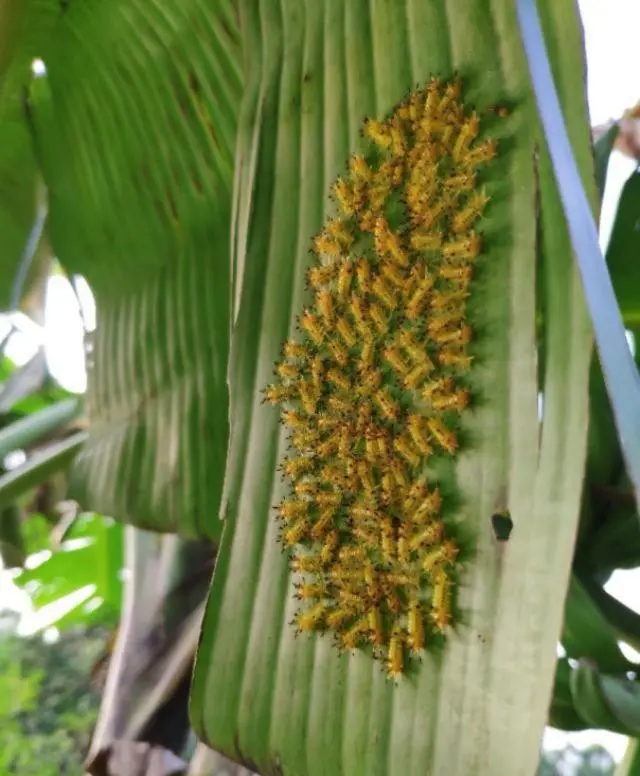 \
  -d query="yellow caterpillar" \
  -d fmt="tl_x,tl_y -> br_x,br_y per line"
265,77 -> 501,677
